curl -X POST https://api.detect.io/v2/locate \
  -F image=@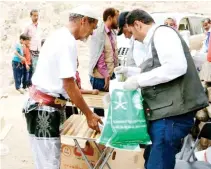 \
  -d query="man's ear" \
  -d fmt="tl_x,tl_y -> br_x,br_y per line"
134,20 -> 142,30
81,17 -> 86,25
133,20 -> 139,27
107,16 -> 112,22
